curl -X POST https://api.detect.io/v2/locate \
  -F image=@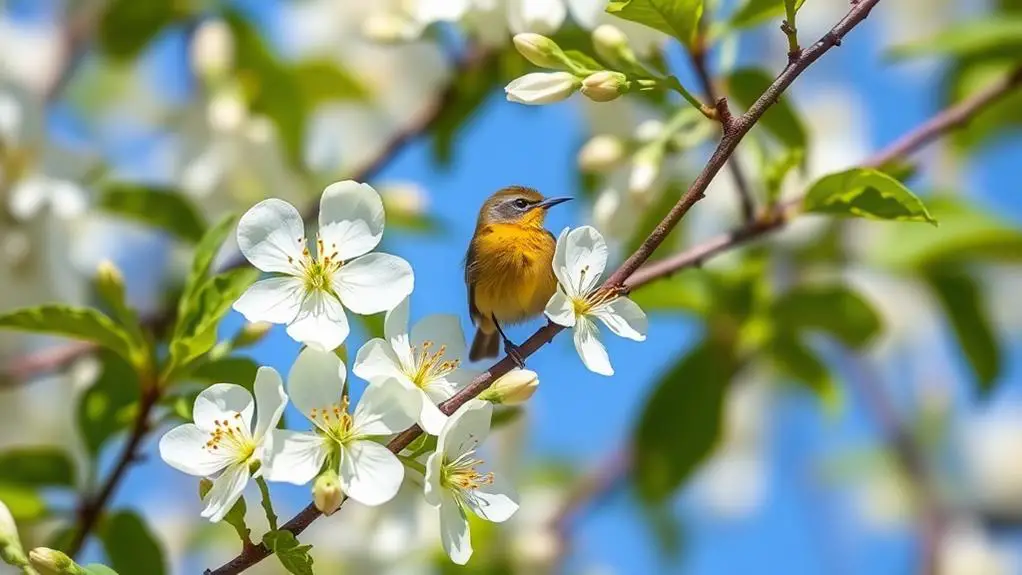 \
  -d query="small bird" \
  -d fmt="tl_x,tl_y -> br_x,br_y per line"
465,186 -> 572,363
